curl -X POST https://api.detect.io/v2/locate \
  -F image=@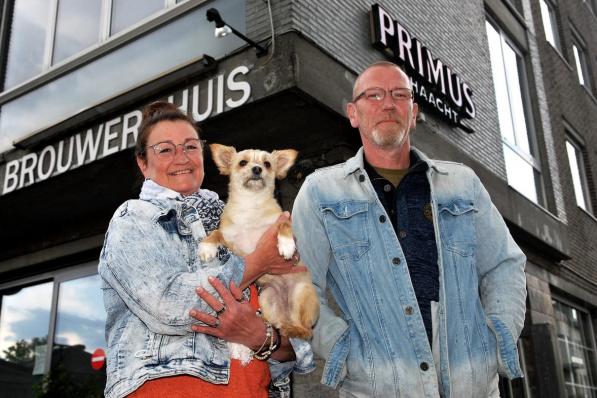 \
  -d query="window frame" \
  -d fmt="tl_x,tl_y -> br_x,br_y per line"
582,0 -> 597,15
0,262 -> 100,375
539,0 -> 562,51
570,28 -> 593,93
552,295 -> 597,398
486,15 -> 545,205
564,129 -> 594,215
